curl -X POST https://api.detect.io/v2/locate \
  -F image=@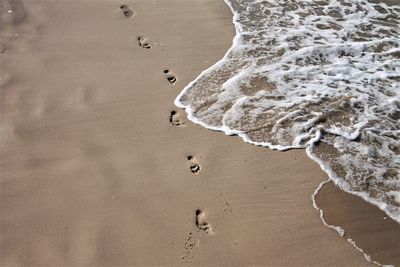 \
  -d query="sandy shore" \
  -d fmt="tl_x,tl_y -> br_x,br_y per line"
0,0 -> 398,266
